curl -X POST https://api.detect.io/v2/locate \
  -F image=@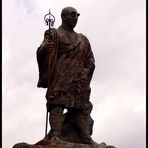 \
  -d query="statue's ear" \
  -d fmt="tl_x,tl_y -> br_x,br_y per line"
61,14 -> 66,21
